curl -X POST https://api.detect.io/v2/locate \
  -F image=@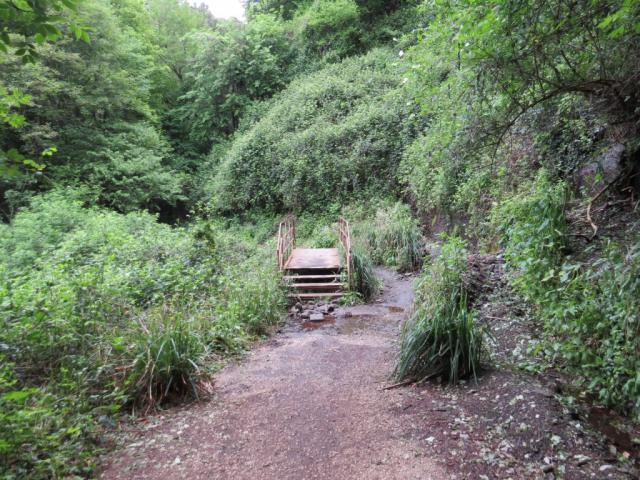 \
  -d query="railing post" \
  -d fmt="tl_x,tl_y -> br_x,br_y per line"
337,217 -> 353,286
276,215 -> 296,272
